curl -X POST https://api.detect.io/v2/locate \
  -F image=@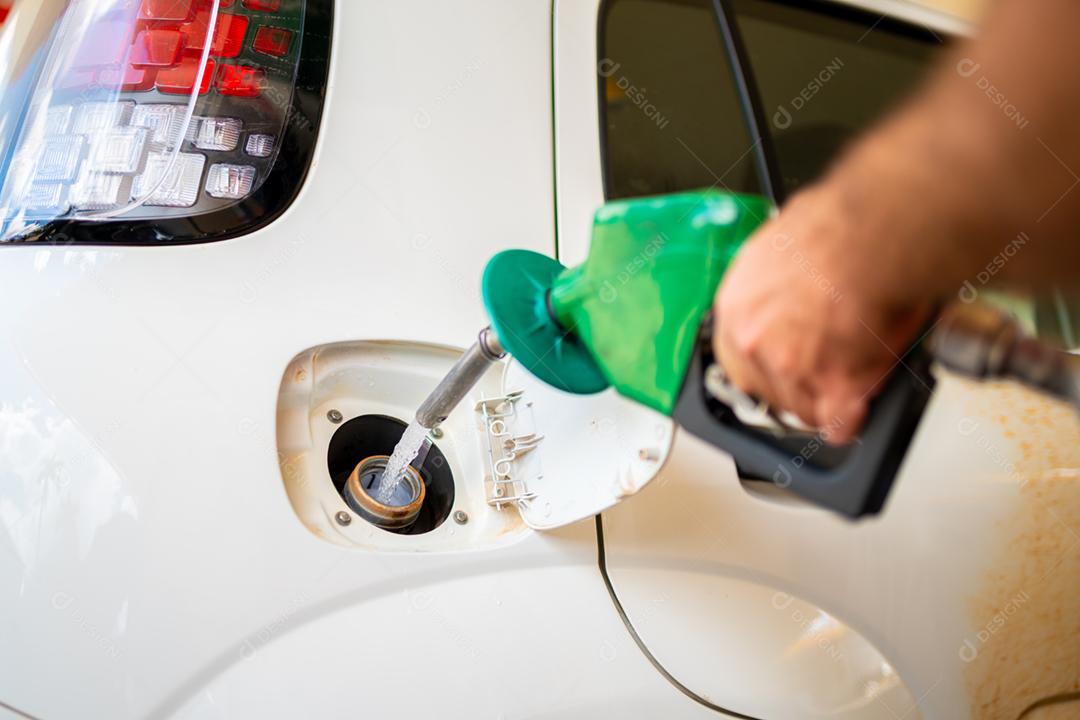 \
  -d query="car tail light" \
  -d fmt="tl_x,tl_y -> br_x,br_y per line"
0,0 -> 331,244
